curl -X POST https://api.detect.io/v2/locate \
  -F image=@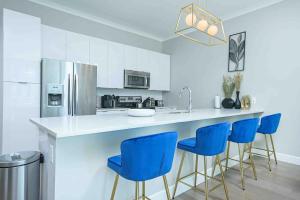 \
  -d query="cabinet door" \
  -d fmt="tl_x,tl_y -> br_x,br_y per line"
137,48 -> 151,72
108,42 -> 124,89
149,52 -> 170,91
90,37 -> 109,88
66,31 -> 90,64
2,82 -> 40,154
124,45 -> 138,71
42,25 -> 67,60
158,54 -> 171,91
3,9 -> 41,83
